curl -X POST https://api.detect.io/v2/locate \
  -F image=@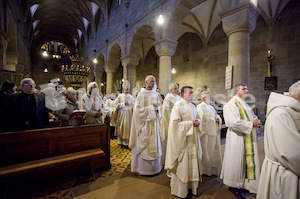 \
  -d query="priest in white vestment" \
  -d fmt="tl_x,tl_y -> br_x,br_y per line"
104,94 -> 116,138
129,75 -> 163,175
197,91 -> 222,176
165,86 -> 203,198
112,80 -> 135,148
221,84 -> 262,198
257,80 -> 300,199
81,82 -> 105,124
160,83 -> 181,165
